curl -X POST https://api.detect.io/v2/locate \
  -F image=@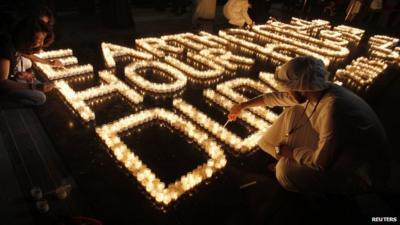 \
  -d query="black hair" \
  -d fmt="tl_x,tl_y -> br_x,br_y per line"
37,6 -> 55,26
43,29 -> 55,48
11,16 -> 52,53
